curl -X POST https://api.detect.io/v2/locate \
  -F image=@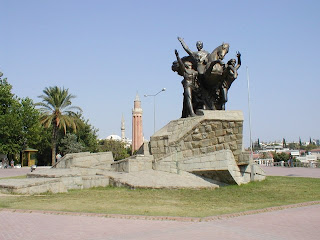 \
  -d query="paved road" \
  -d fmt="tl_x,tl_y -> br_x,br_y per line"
0,167 -> 31,178
0,166 -> 319,240
1,204 -> 319,240
260,166 -> 320,178
0,167 -> 51,178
